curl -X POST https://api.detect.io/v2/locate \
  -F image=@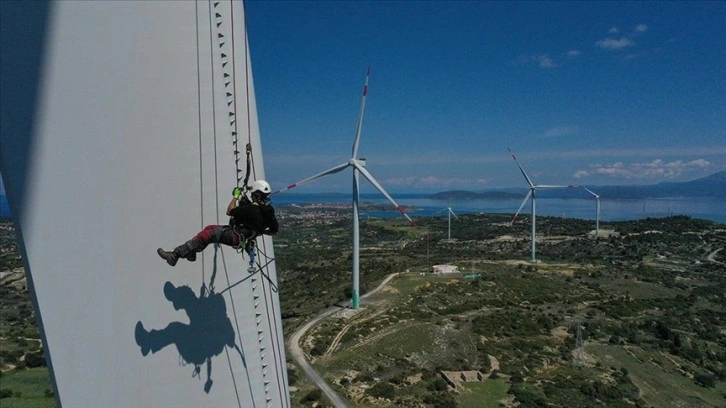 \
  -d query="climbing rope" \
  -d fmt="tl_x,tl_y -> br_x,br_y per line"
206,2 -> 252,407
220,245 -> 278,295
211,2 -> 289,406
